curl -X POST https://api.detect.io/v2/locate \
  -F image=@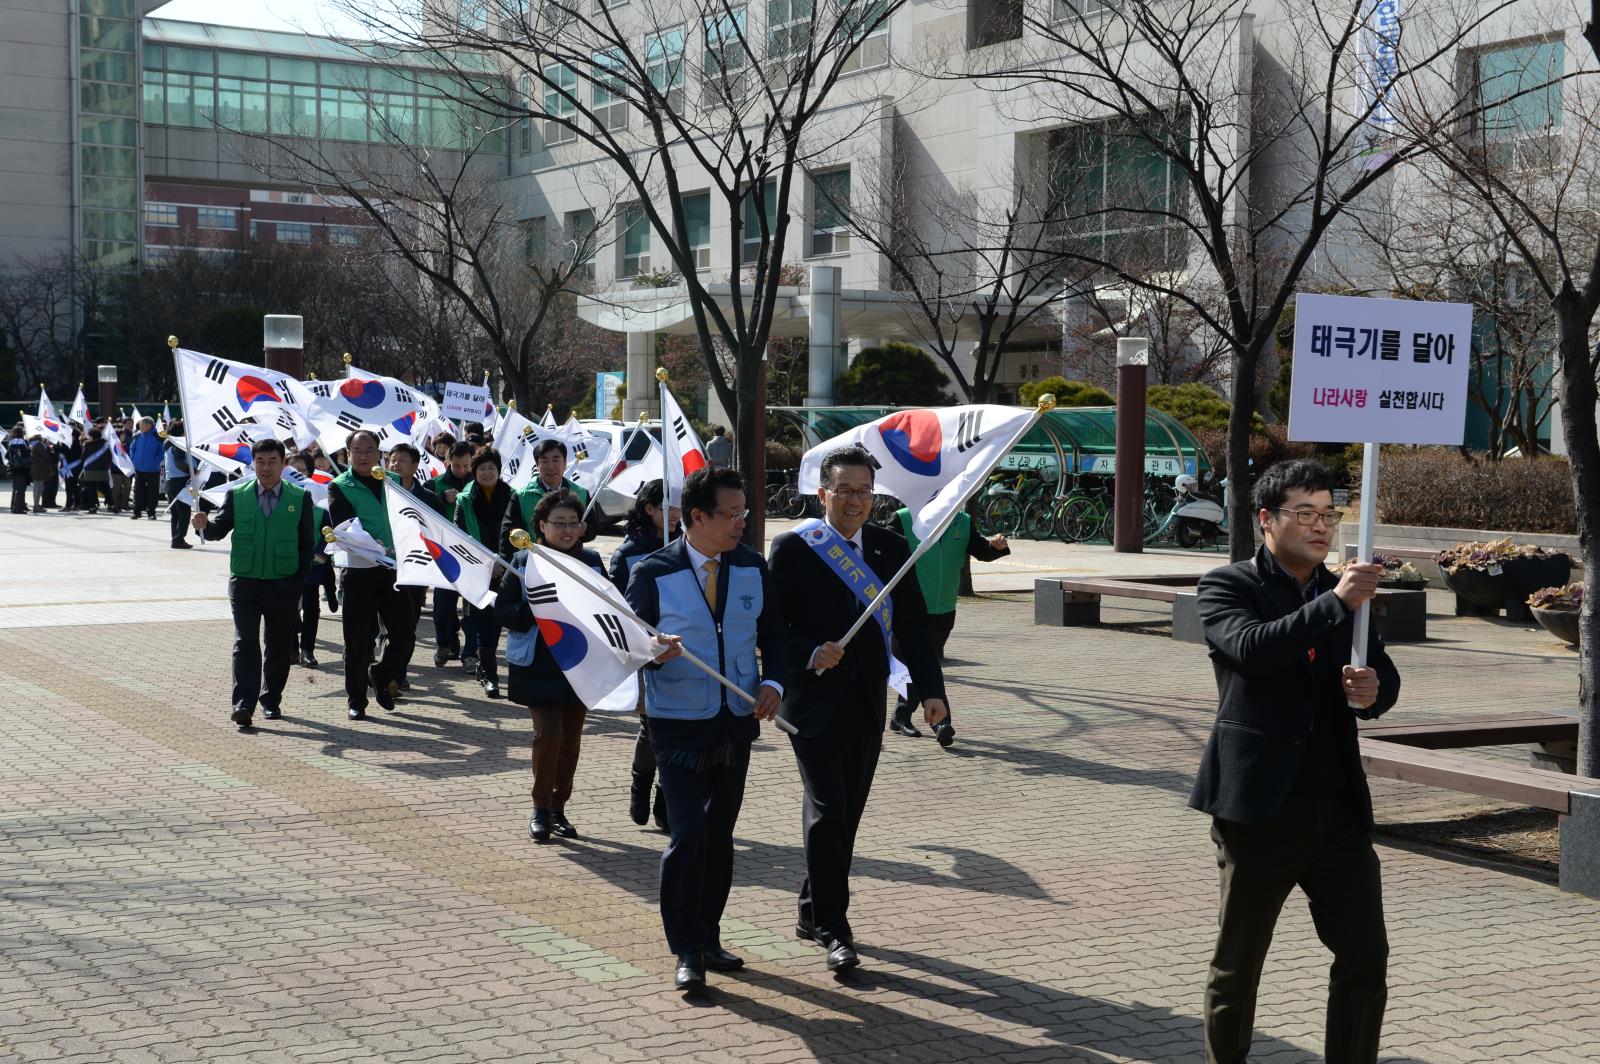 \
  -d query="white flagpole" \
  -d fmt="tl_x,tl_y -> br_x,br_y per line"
580,414 -> 646,522
513,533 -> 755,706
167,335 -> 208,500
1348,442 -> 1380,707
816,395 -> 1056,672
